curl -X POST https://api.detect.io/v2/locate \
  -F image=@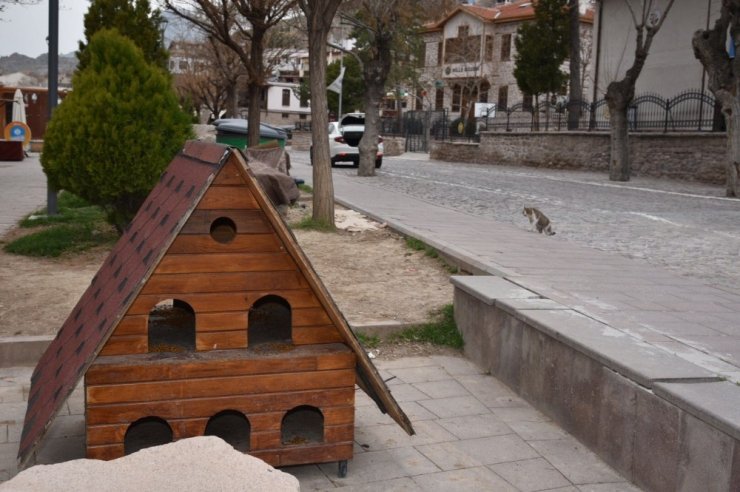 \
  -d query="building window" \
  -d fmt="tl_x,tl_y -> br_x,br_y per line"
178,60 -> 188,71
282,113 -> 289,119
299,114 -> 307,120
169,60 -> 175,70
458,25 -> 469,38
479,81 -> 490,103
501,34 -> 512,61
282,89 -> 291,107
451,84 -> 462,112
485,35 -> 494,61
498,86 -> 508,111
435,88 -> 444,111
437,41 -> 443,65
